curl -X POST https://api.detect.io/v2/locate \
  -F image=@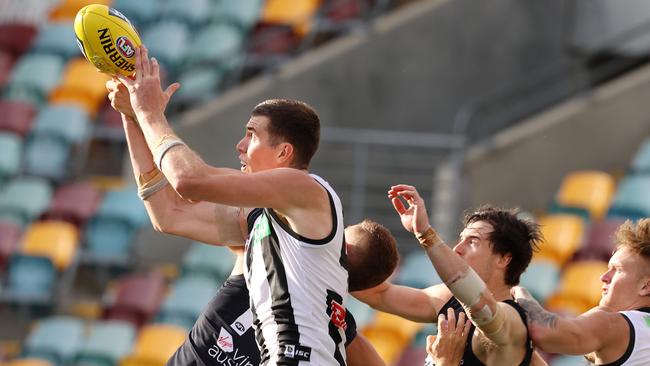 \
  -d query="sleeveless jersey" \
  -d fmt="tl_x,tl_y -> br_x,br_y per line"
598,307 -> 650,366
425,296 -> 533,366
244,174 -> 349,366
166,274 -> 358,366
